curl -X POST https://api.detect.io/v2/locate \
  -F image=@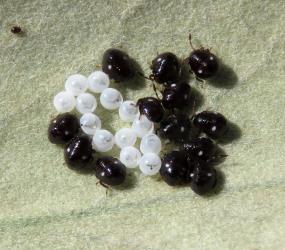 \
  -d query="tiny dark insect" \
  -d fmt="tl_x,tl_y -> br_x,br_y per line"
137,97 -> 164,123
11,26 -> 22,34
48,113 -> 80,145
150,52 -> 181,84
95,156 -> 126,186
159,113 -> 191,143
162,82 -> 191,109
160,150 -> 193,186
186,34 -> 219,80
102,48 -> 135,82
64,135 -> 93,168
183,137 -> 216,161
189,161 -> 217,195
193,111 -> 228,139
